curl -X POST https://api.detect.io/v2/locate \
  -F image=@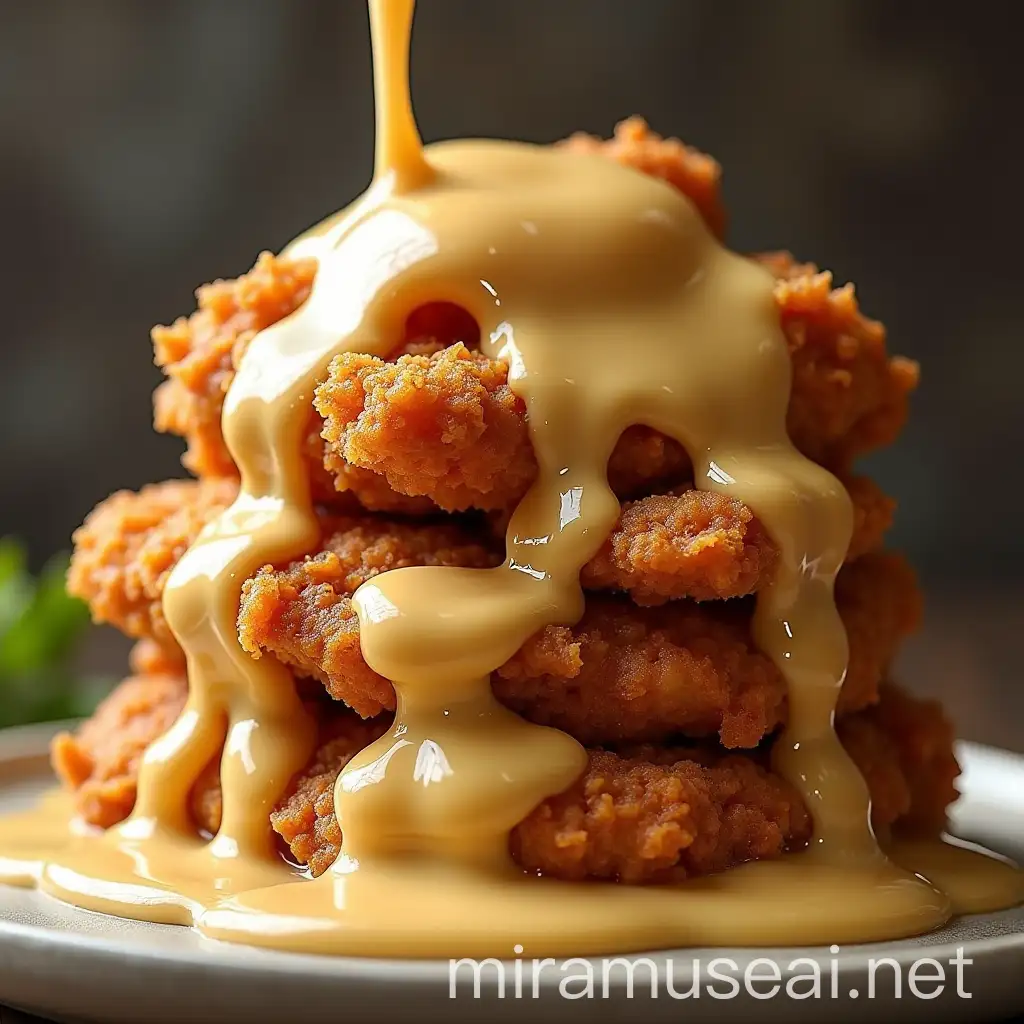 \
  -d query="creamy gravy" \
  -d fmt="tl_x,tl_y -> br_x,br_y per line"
0,0 -> 1020,956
